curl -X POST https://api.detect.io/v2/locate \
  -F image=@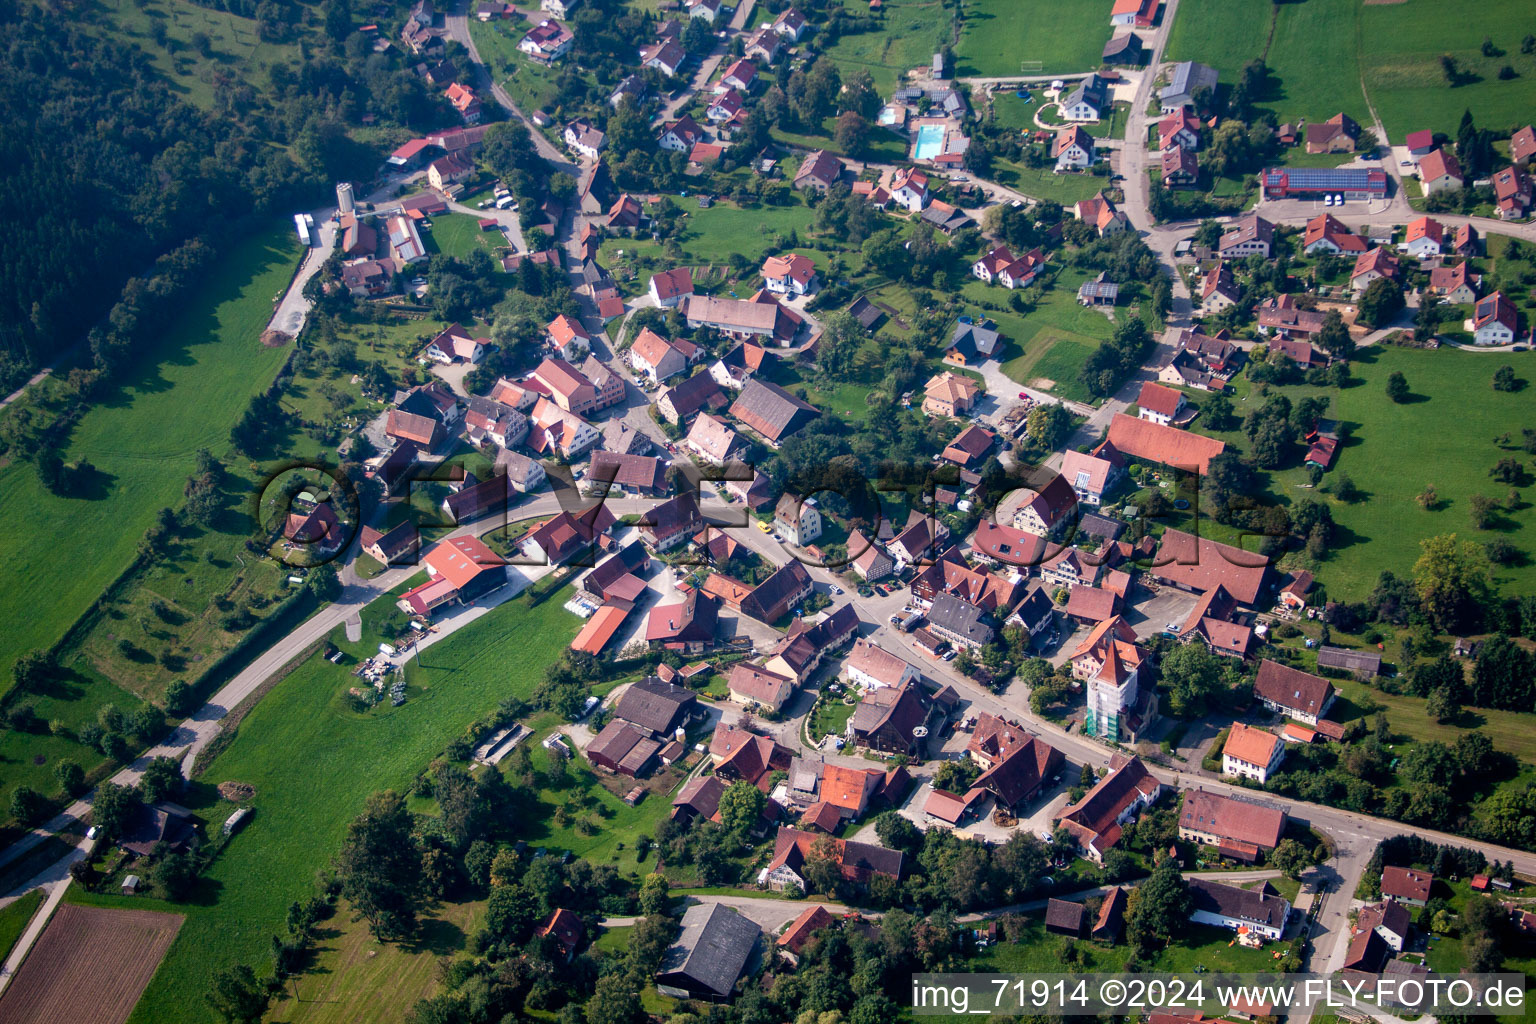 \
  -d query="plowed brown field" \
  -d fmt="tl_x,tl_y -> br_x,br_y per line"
0,903 -> 183,1024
